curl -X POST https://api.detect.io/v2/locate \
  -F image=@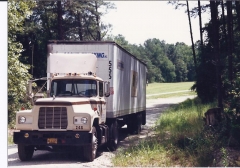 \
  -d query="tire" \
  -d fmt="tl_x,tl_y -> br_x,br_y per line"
18,144 -> 34,161
83,126 -> 98,162
127,113 -> 142,134
127,114 -> 135,134
107,120 -> 119,151
136,113 -> 142,134
142,110 -> 146,125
